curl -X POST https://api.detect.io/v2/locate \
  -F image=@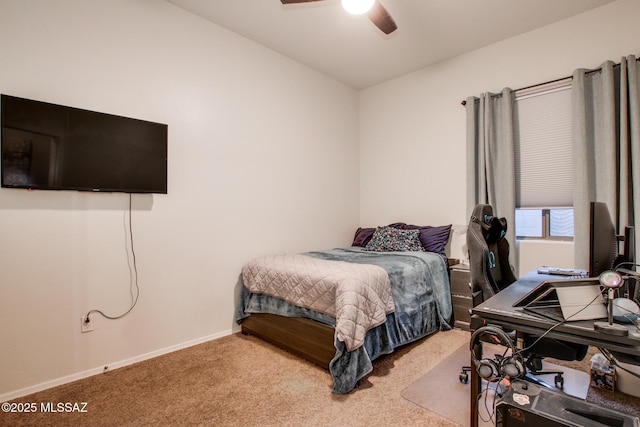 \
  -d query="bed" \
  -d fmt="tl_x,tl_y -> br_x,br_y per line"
235,223 -> 454,394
